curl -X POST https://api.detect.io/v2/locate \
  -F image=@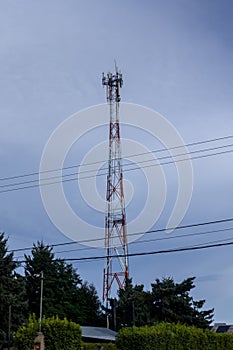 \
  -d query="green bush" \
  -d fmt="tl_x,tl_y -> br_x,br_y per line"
15,314 -> 81,350
82,342 -> 116,350
14,314 -> 38,350
42,315 -> 81,350
116,323 -> 233,350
